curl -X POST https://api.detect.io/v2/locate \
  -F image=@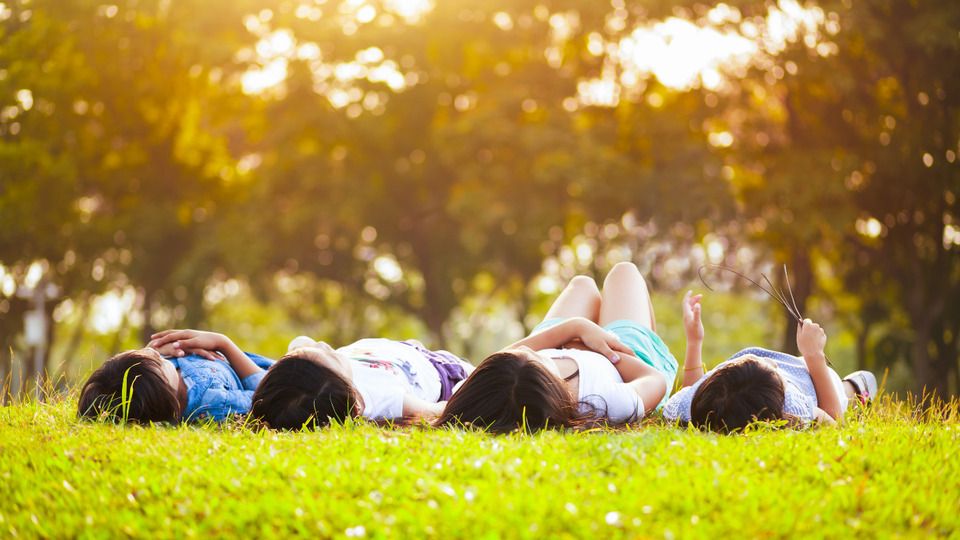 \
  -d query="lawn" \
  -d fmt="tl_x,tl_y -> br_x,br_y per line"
1,396 -> 958,539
